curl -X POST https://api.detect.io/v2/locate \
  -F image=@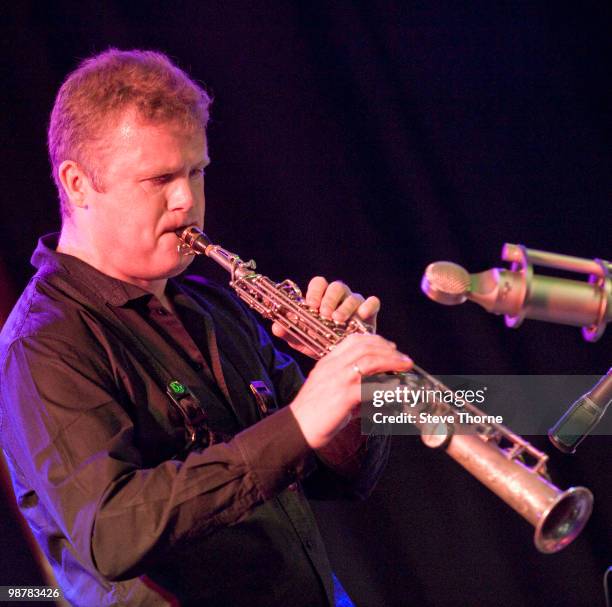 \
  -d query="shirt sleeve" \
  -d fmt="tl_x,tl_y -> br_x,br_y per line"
0,334 -> 314,581
251,318 -> 391,501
